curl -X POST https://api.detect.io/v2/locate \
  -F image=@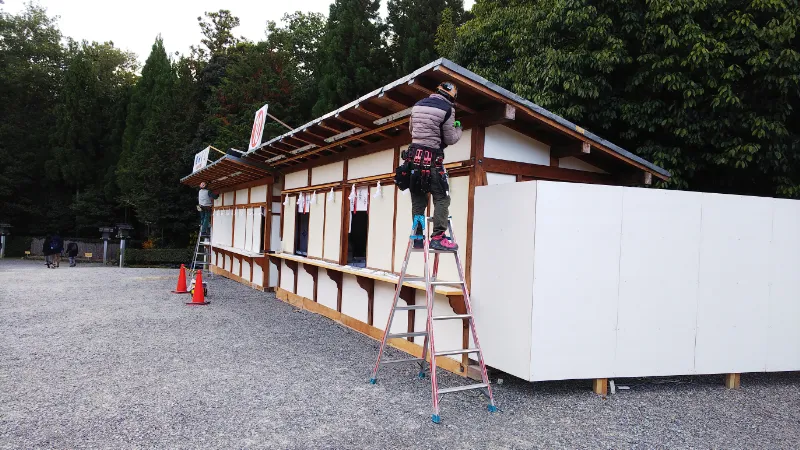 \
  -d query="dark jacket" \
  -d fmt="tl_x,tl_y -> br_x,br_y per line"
42,236 -> 53,256
66,242 -> 79,257
50,235 -> 63,254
